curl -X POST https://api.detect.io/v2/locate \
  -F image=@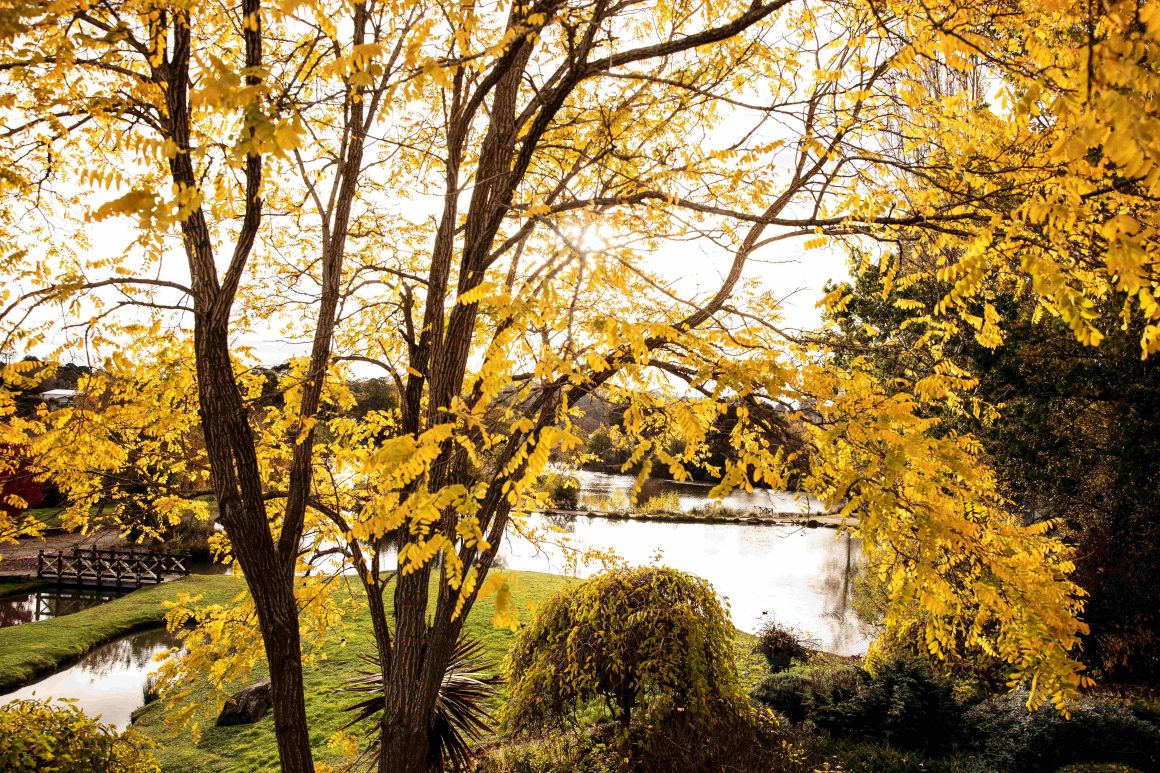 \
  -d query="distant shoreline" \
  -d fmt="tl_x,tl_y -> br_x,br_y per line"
541,507 -> 856,529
